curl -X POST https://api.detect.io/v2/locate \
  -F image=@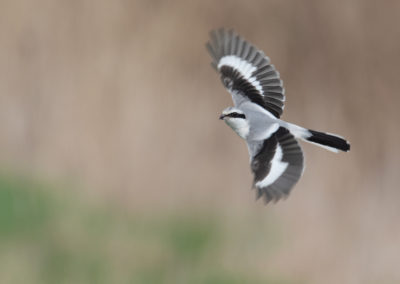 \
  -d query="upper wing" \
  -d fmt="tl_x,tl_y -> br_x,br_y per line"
206,28 -> 285,118
249,127 -> 304,203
